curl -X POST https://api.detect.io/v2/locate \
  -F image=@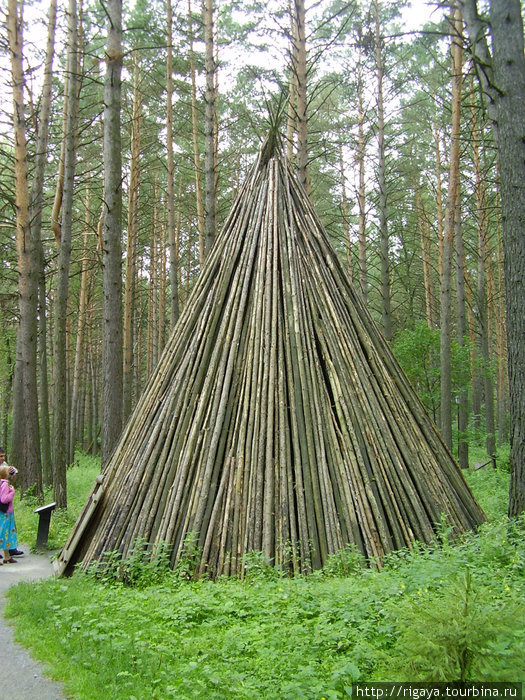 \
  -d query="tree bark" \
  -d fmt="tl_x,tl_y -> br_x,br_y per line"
356,49 -> 368,304
101,0 -> 124,467
0,332 -> 13,450
495,218 -> 507,444
123,55 -> 140,424
7,0 -> 43,496
461,0 -> 525,516
454,175 -> 469,468
294,0 -> 309,192
338,142 -> 352,281
158,221 -> 167,356
31,0 -> 57,486
166,0 -> 180,328
471,96 -> 496,459
188,0 -> 206,266
489,0 -> 525,515
432,112 -> 444,288
440,6 -> 462,450
414,179 -> 435,328
53,0 -> 79,507
374,0 -> 391,342
286,0 -> 298,163
203,0 -> 217,256
453,12 -> 468,469
69,183 -> 91,462
147,177 -> 159,378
